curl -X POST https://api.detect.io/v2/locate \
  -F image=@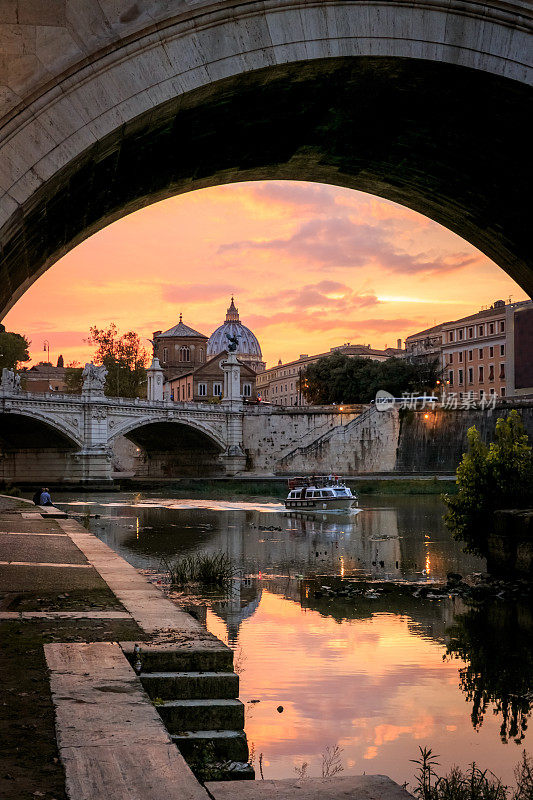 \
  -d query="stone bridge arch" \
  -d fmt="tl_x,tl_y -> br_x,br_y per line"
0,0 -> 532,317
0,408 -> 83,449
0,408 -> 83,484
109,414 -> 227,478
